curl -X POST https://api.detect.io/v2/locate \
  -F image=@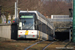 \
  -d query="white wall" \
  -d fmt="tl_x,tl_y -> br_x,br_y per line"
0,24 -> 11,39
